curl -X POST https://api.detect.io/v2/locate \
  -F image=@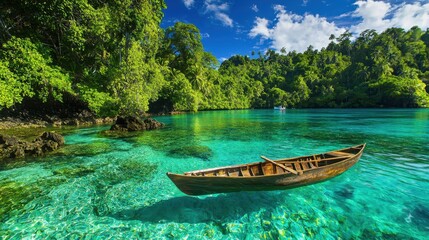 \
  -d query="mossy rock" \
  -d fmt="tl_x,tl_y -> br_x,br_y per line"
167,145 -> 213,160
0,181 -> 42,220
53,165 -> 96,178
98,160 -> 157,186
110,116 -> 164,132
98,130 -> 141,139
0,178 -> 65,221
92,160 -> 157,216
0,128 -> 48,142
56,141 -> 111,157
